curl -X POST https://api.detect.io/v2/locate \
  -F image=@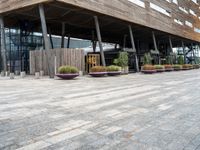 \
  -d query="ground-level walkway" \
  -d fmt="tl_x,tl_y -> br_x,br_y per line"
0,70 -> 200,150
